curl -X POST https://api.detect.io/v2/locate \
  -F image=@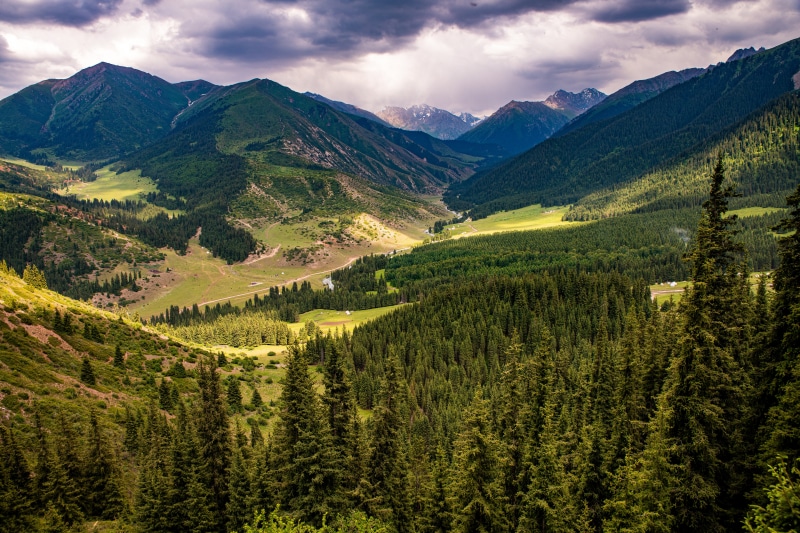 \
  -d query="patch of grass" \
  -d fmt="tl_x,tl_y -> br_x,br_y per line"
649,280 -> 690,305
429,204 -> 578,241
729,206 -> 787,218
295,305 -> 406,334
59,167 -> 158,202
0,156 -> 49,171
